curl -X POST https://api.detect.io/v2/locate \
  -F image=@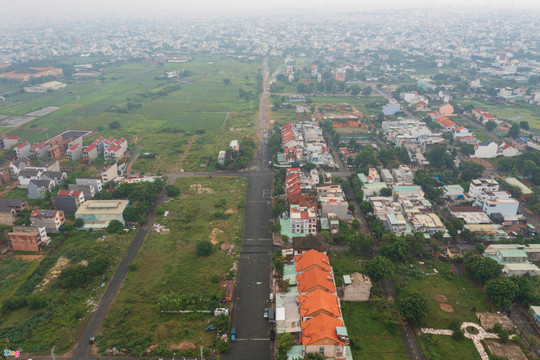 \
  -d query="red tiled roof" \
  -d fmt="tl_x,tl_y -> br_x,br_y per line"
297,267 -> 335,294
301,314 -> 344,346
299,289 -> 341,318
